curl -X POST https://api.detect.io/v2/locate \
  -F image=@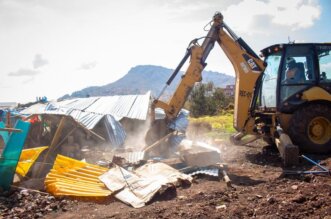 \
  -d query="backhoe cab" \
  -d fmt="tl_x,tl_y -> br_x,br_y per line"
257,43 -> 331,154
146,12 -> 331,165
